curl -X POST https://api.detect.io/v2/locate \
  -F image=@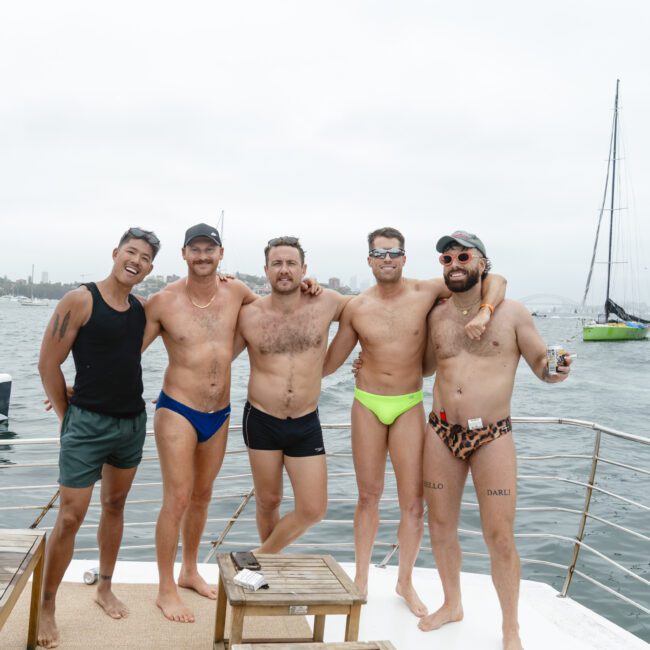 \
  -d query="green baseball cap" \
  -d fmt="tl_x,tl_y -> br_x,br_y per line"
436,230 -> 486,256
